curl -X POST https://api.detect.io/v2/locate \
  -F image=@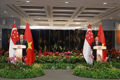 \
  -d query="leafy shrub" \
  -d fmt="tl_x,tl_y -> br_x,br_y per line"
62,56 -> 85,63
0,63 -> 8,69
35,56 -> 63,63
0,56 -> 8,69
41,63 -> 80,69
73,63 -> 120,79
0,56 -> 8,63
35,55 -> 85,63
0,63 -> 45,79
